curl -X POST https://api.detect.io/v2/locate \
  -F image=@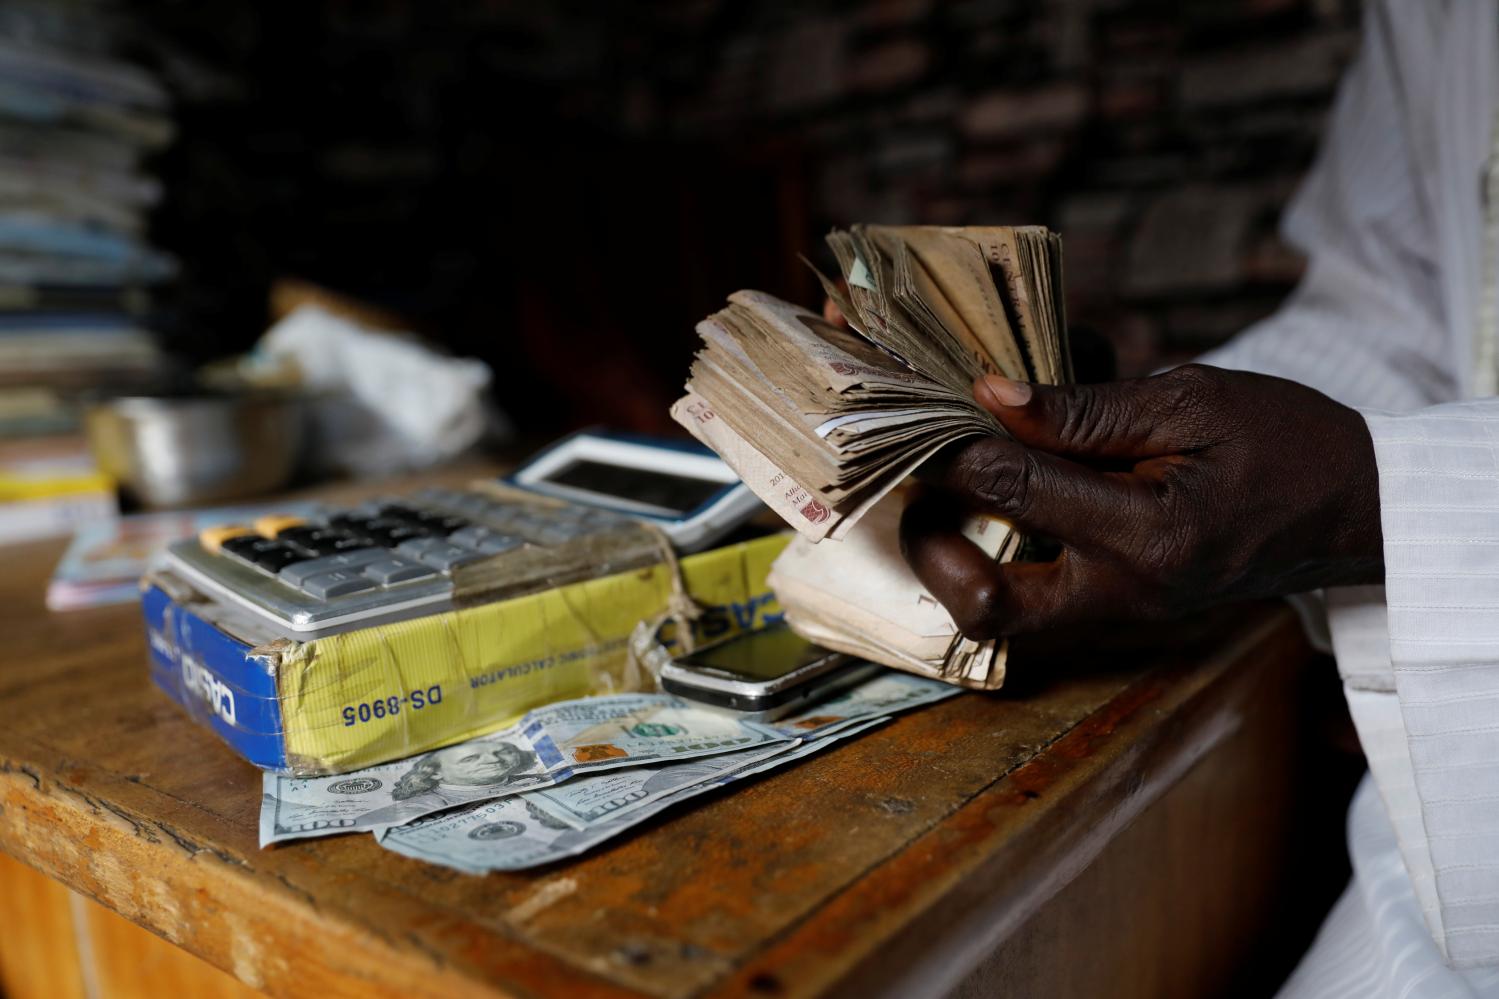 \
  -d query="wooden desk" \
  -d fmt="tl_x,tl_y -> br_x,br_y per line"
0,505 -> 1328,998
